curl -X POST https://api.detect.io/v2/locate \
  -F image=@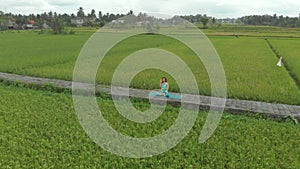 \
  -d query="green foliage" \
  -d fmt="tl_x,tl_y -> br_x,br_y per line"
144,22 -> 160,34
63,29 -> 76,35
182,14 -> 300,28
200,16 -> 209,28
0,18 -> 8,31
212,17 -> 216,25
52,17 -> 65,34
240,14 -> 300,28
0,84 -> 300,168
283,115 -> 299,124
77,7 -> 85,18
99,20 -> 105,27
